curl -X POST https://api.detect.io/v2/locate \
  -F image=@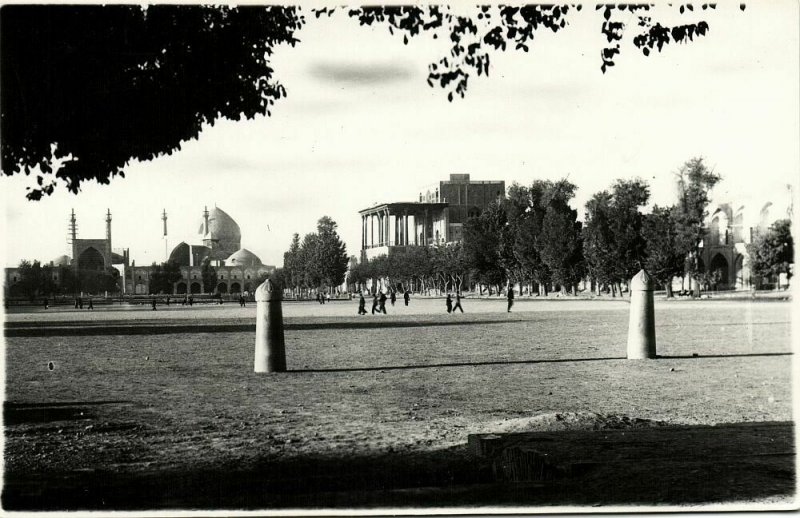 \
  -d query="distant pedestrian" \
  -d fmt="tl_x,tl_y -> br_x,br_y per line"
188,296 -> 194,306
371,293 -> 379,315
453,292 -> 464,313
379,291 -> 387,314
43,298 -> 49,310
390,290 -> 396,306
78,297 -> 83,310
166,296 -> 170,306
88,299 -> 94,310
74,298 -> 79,309
507,285 -> 515,312
239,295 -> 245,307
404,290 -> 410,306
358,293 -> 367,315
152,298 -> 157,311
446,293 -> 453,313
